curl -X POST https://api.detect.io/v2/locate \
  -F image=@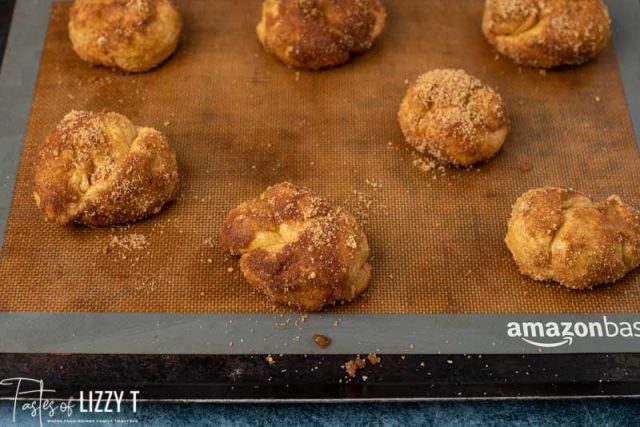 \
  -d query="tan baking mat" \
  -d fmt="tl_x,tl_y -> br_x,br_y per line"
1,0 -> 639,314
